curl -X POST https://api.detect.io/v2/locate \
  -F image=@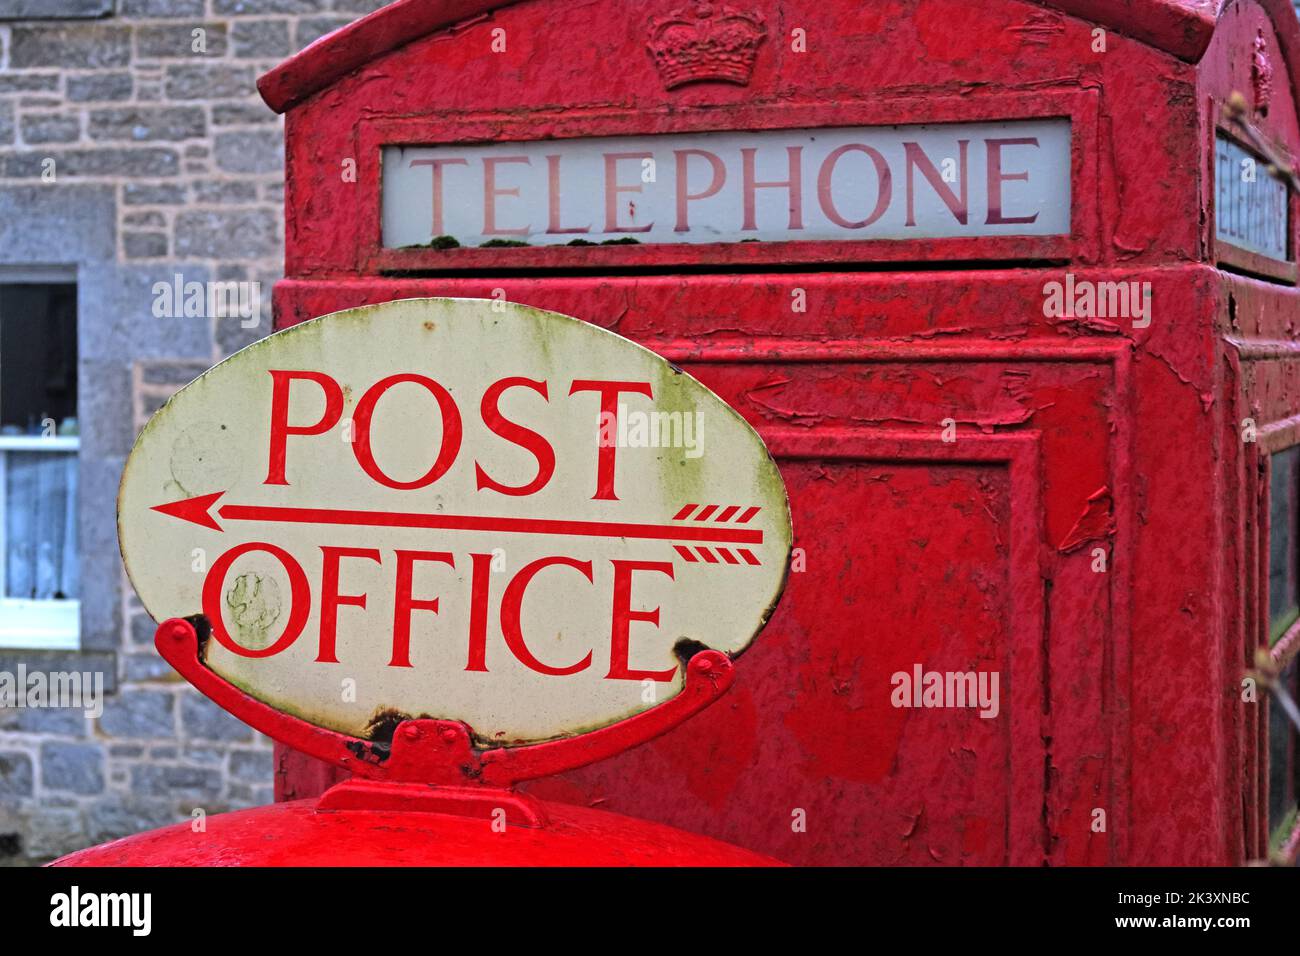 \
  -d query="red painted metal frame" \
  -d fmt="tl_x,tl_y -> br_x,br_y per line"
1224,333 -> 1270,862
764,425 -> 1049,865
355,89 -> 1101,273
155,617 -> 735,824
